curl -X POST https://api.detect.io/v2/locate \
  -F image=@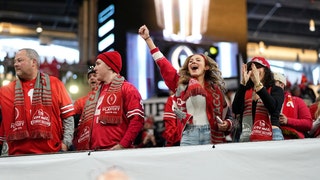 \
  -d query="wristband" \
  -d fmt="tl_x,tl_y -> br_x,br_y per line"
144,36 -> 150,41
